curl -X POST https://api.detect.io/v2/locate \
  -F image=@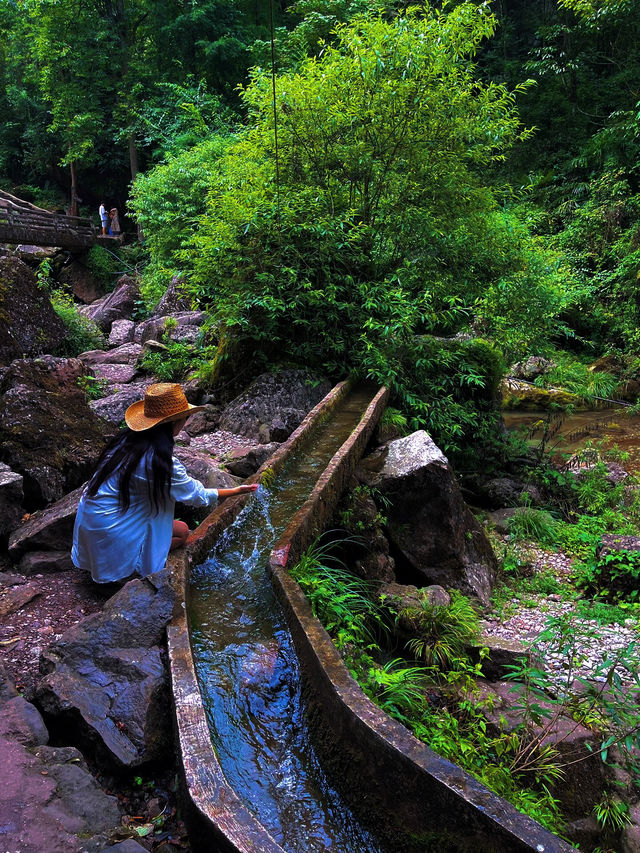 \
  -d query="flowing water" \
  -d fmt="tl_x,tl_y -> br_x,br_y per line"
189,387 -> 390,852
503,408 -> 640,472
